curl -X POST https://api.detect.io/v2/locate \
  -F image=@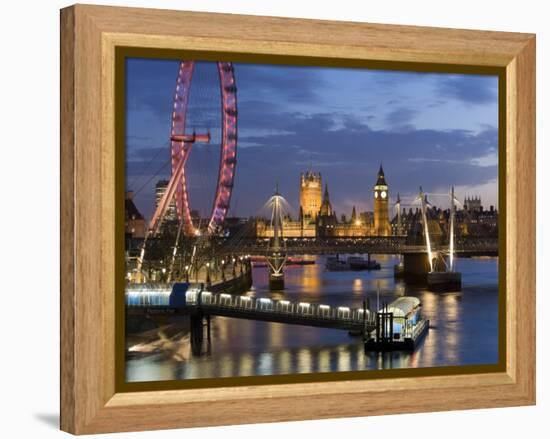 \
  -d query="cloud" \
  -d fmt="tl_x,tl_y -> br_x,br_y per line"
234,63 -> 325,104
385,107 -> 415,127
437,75 -> 497,105
125,58 -> 179,118
125,60 -> 499,220
470,149 -> 498,167
129,100 -> 498,219
372,70 -> 428,87
234,109 -> 497,215
427,100 -> 447,108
